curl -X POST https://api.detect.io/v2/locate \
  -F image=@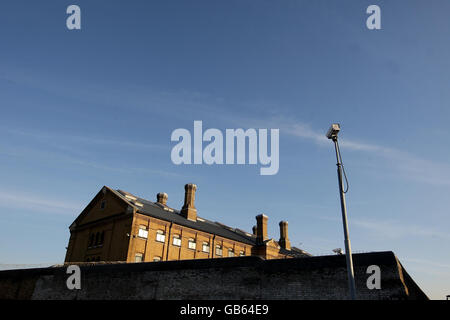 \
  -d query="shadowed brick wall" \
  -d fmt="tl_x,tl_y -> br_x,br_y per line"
0,251 -> 428,300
